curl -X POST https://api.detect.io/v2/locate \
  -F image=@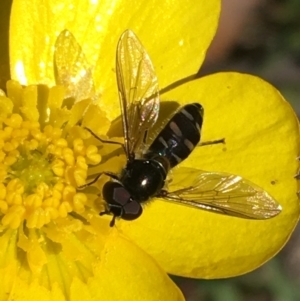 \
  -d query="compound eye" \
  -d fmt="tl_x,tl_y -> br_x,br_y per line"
122,200 -> 143,220
102,181 -> 142,220
113,186 -> 131,206
103,182 -> 131,206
